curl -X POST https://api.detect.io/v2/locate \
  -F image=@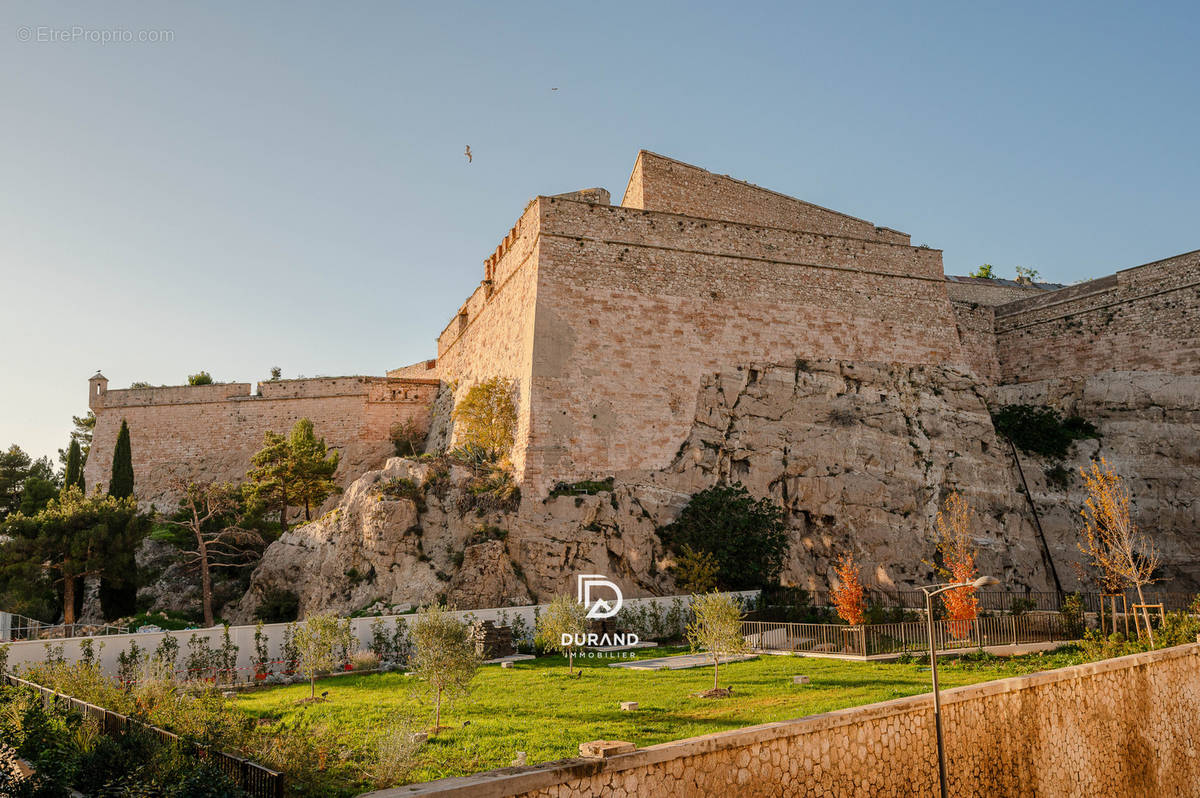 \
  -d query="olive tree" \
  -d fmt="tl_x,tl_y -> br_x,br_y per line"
409,604 -> 480,731
686,592 -> 749,691
534,595 -> 590,675
294,612 -> 356,699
